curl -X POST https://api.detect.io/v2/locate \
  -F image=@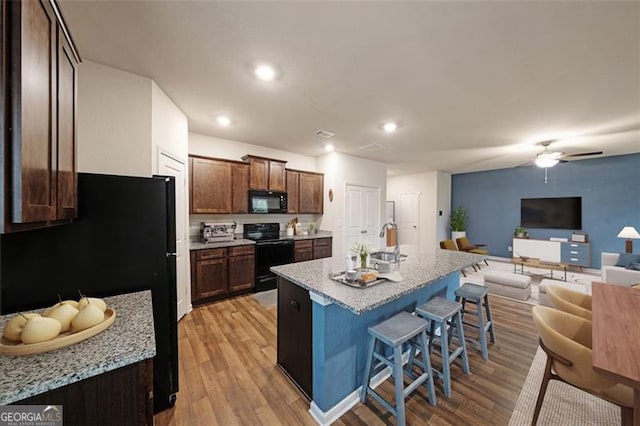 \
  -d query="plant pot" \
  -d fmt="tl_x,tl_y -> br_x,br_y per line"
452,231 -> 466,241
